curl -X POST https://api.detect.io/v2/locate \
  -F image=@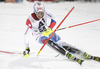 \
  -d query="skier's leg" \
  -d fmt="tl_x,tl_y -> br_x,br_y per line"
38,34 -> 84,64
38,34 -> 69,56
